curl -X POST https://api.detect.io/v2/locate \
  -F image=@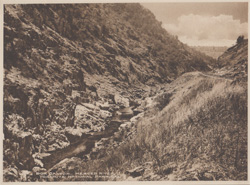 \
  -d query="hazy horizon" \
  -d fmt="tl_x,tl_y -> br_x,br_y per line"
141,2 -> 248,47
